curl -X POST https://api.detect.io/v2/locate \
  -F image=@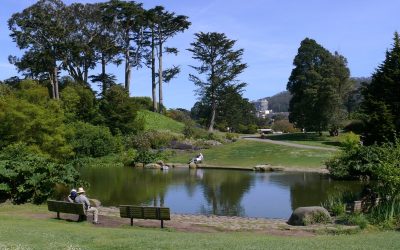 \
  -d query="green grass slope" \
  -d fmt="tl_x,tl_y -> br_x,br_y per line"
169,140 -> 334,168
136,110 -> 184,133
